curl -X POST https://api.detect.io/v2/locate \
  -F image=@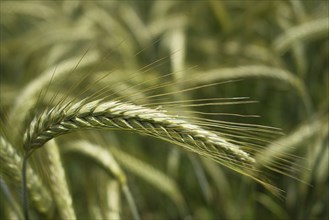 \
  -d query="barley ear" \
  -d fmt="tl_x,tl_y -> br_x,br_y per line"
274,17 -> 329,53
44,140 -> 76,219
23,99 -> 260,184
0,135 -> 52,215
